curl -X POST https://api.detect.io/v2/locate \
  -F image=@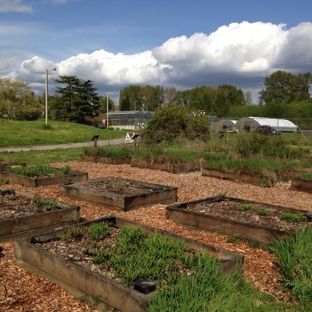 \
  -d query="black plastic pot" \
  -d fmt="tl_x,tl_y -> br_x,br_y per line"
134,279 -> 156,294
